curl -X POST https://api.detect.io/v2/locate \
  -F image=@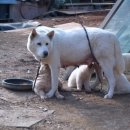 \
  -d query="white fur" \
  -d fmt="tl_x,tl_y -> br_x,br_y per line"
27,26 -> 126,99
68,64 -> 102,91
68,65 -> 95,91
68,65 -> 130,95
115,74 -> 130,94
